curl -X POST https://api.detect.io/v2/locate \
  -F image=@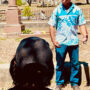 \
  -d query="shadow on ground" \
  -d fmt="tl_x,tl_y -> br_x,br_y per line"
63,62 -> 90,86
75,3 -> 90,5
